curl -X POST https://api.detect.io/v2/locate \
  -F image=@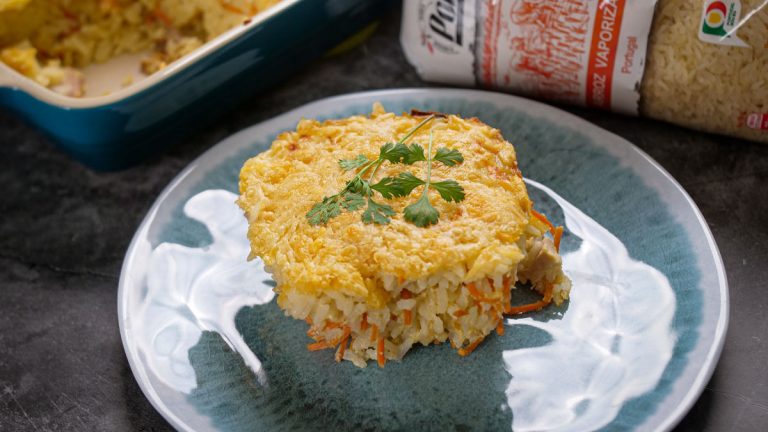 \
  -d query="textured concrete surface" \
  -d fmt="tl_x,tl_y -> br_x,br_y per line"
2,6 -> 767,431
